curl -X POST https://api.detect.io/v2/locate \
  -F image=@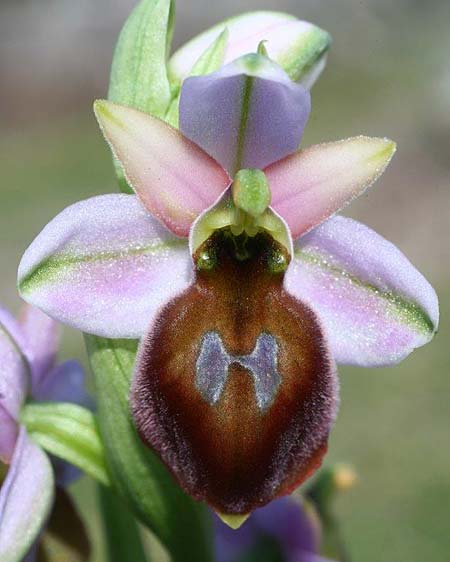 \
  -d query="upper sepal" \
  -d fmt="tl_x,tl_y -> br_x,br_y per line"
179,53 -> 310,174
132,231 -> 338,515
